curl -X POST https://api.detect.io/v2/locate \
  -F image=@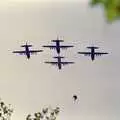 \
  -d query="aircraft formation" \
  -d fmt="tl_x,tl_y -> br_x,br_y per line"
13,37 -> 109,70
